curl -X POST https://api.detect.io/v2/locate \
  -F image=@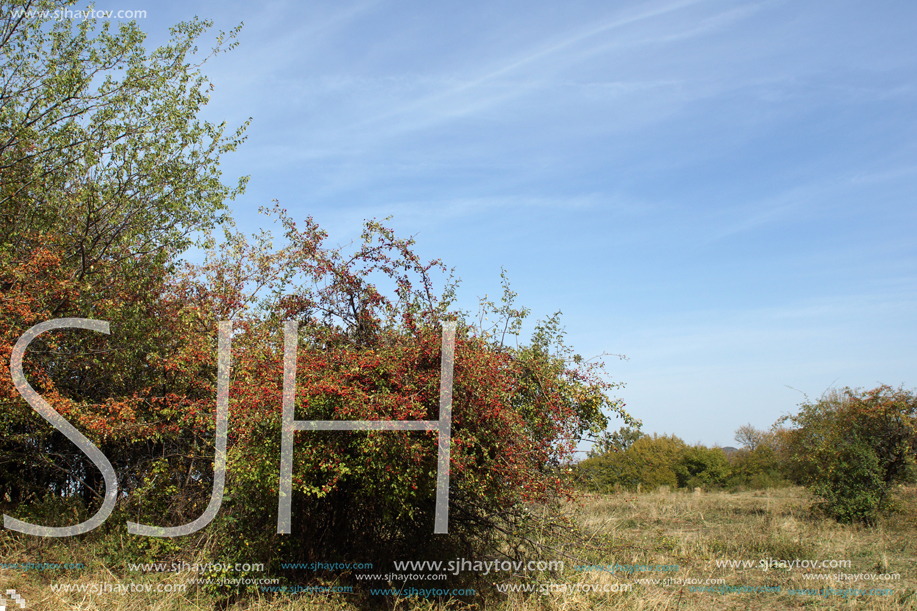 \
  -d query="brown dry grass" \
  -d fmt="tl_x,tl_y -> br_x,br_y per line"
2,486 -> 914,610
